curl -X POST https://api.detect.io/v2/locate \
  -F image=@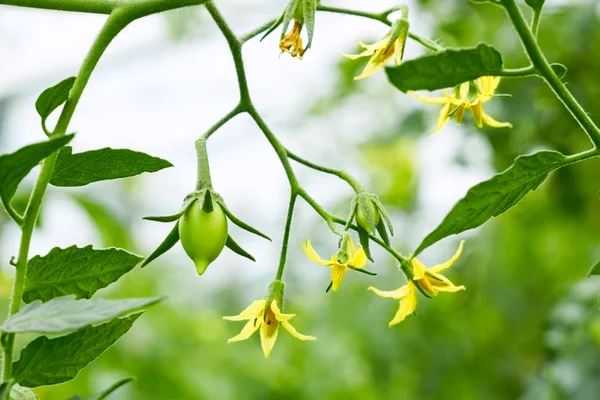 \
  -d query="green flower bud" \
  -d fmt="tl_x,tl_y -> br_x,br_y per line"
355,197 -> 381,234
179,196 -> 228,275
